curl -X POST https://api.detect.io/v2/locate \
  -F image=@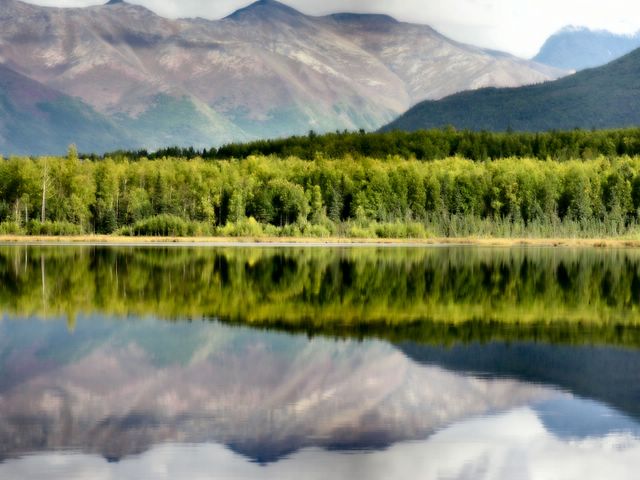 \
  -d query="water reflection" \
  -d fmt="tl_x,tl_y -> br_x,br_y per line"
0,246 -> 640,478
0,315 -> 639,478
3,410 -> 640,480
0,318 -> 553,463
400,342 -> 640,420
2,246 -> 640,346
